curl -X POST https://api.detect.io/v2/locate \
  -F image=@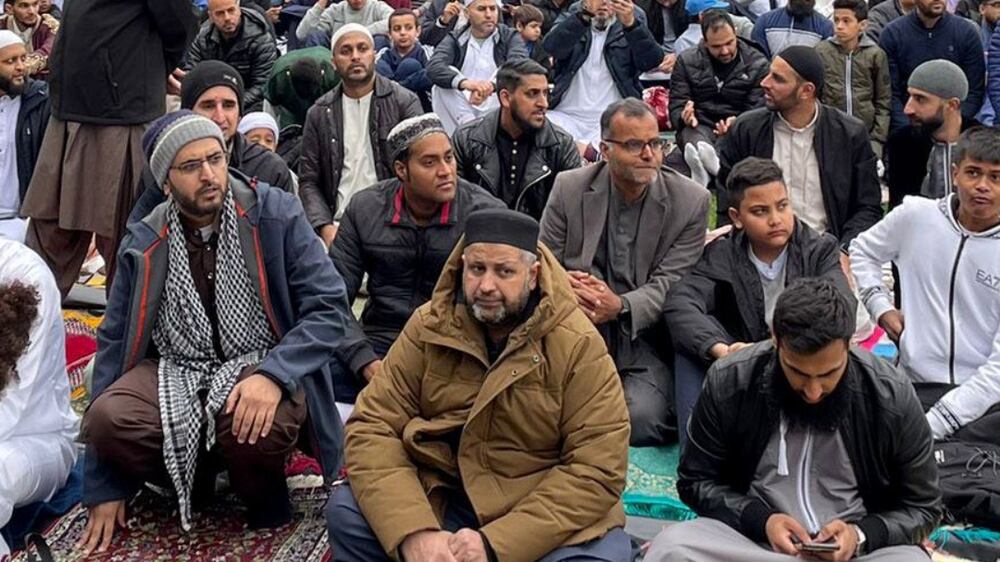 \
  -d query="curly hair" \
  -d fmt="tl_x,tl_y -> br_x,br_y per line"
0,280 -> 39,396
